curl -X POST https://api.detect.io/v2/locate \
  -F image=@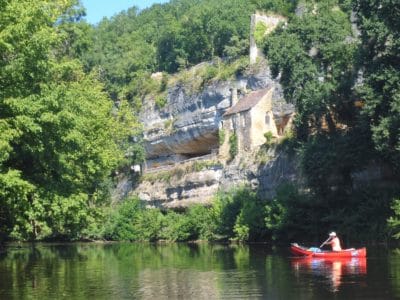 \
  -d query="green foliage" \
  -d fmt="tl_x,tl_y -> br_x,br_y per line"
264,183 -> 396,243
213,187 -> 267,242
261,0 -> 399,217
264,183 -> 312,242
163,118 -> 175,133
141,171 -> 172,183
0,170 -> 35,241
255,145 -> 273,164
188,57 -> 250,91
0,0 -> 140,241
229,133 -> 238,158
80,0 -> 259,101
2,0 -> 399,245
164,56 -> 250,96
254,22 -> 268,45
338,188 -> 395,242
389,199 -> 400,240
203,65 -> 219,83
159,72 -> 169,92
276,129 -> 297,154
264,131 -> 274,145
161,205 -> 216,241
250,0 -> 299,17
155,94 -> 168,109
353,0 -> 400,175
188,204 -> 217,240
217,57 -> 250,79
218,128 -> 226,145
233,198 -> 266,241
192,160 -> 222,172
57,3 -> 94,61
77,0 -> 296,102
264,1 -> 357,140
103,197 -> 141,241
223,36 -> 250,61
133,208 -> 165,241
141,159 -> 222,184
161,211 -> 194,241
103,198 -> 216,242
299,130 -> 373,193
